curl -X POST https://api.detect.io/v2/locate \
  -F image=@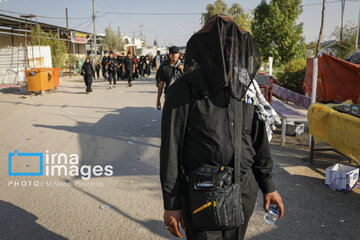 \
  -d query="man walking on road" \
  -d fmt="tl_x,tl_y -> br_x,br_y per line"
124,51 -> 136,87
155,50 -> 162,71
94,61 -> 101,79
156,46 -> 184,110
160,15 -> 284,240
107,51 -> 117,88
101,56 -> 108,79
